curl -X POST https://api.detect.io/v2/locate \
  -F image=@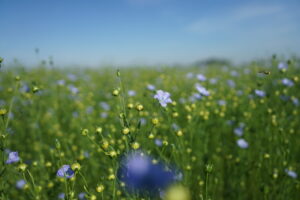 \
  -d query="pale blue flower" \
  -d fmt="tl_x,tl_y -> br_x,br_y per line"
230,70 -> 238,77
218,100 -> 226,106
186,72 -> 194,79
68,85 -> 79,94
72,111 -> 79,118
292,97 -> 299,106
209,78 -> 218,84
16,179 -> 26,189
78,192 -> 86,200
234,127 -> 244,137
285,169 -> 297,179
67,73 -> 77,81
255,89 -> 266,97
190,93 -> 202,101
140,118 -> 147,125
20,84 -> 30,93
154,90 -> 172,107
171,123 -> 180,131
99,102 -> 110,111
6,151 -> 20,164
196,74 -> 206,81
86,106 -> 93,114
57,165 -> 74,179
155,139 -> 163,147
147,84 -> 156,91
278,62 -> 288,70
128,90 -> 136,96
236,90 -> 243,96
227,80 -> 235,88
195,84 -> 210,96
57,80 -> 65,86
282,78 -> 294,87
58,193 -> 65,199
237,139 -> 248,149
100,112 -> 108,118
